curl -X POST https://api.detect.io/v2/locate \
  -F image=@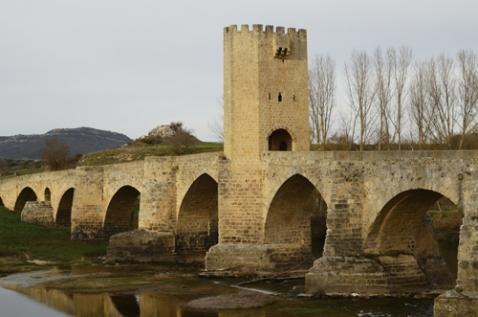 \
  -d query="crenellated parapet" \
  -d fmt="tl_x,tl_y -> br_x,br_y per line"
224,24 -> 307,37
